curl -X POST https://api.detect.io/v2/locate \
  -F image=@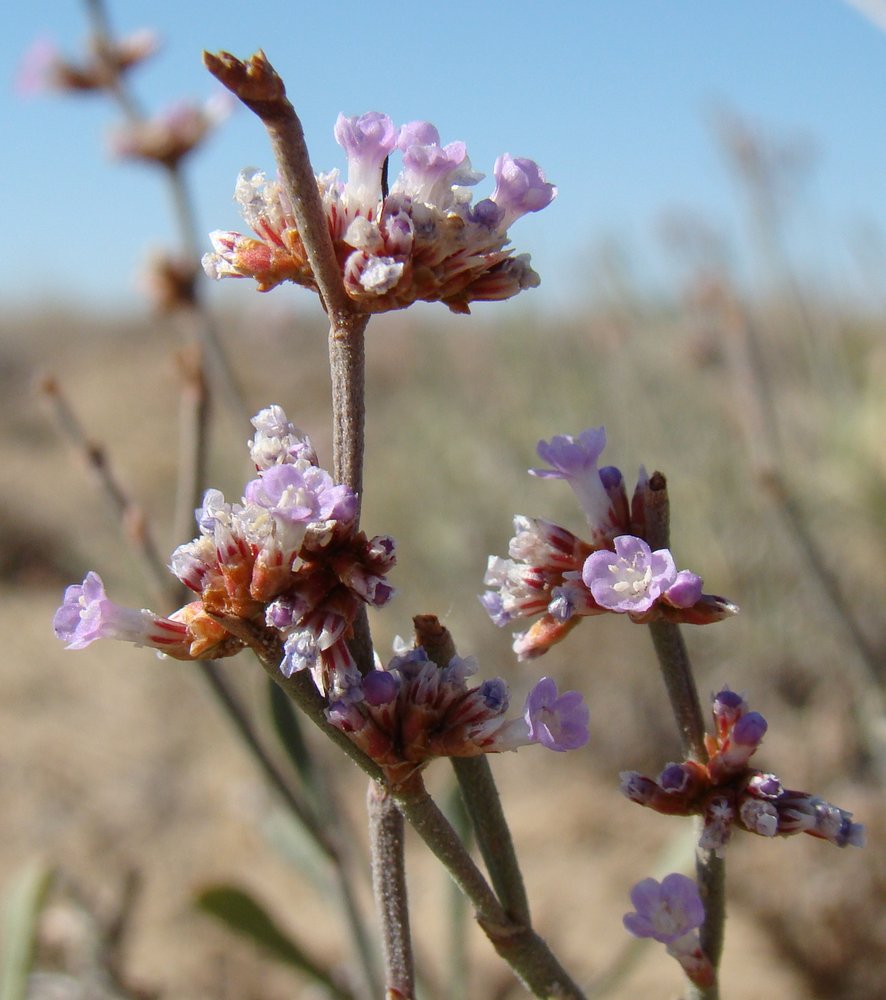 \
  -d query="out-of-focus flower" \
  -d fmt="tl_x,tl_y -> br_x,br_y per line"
482,429 -> 737,659
140,251 -> 198,311
623,874 -> 714,988
620,686 -> 865,854
108,94 -> 233,167
53,405 -> 395,699
327,645 -> 589,784
16,30 -> 159,96
202,112 -> 556,313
